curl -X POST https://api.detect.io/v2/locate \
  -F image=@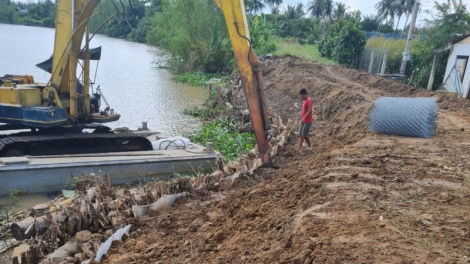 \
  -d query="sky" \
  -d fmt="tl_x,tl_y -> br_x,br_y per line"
282,0 -> 470,28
